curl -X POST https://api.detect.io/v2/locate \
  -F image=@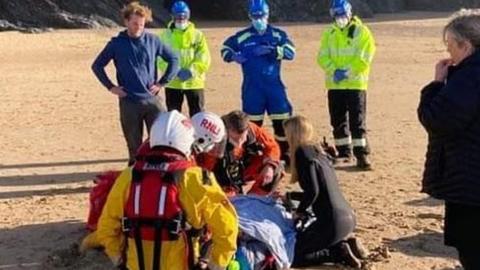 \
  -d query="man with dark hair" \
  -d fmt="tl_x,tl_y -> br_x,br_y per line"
92,2 -> 180,165
198,110 -> 283,196
222,110 -> 250,139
